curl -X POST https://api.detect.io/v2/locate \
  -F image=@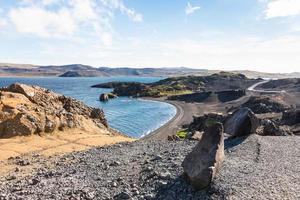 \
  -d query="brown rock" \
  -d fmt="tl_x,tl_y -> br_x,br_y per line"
0,83 -> 109,138
182,122 -> 224,190
190,131 -> 203,141
167,135 -> 180,141
224,107 -> 259,137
